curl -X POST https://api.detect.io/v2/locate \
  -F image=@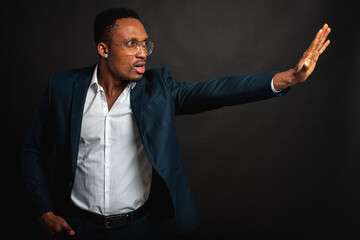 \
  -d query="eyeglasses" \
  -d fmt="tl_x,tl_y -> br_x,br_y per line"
104,40 -> 154,56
